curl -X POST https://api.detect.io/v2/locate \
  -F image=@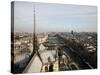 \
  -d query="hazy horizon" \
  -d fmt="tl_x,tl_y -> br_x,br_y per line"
14,1 -> 97,33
